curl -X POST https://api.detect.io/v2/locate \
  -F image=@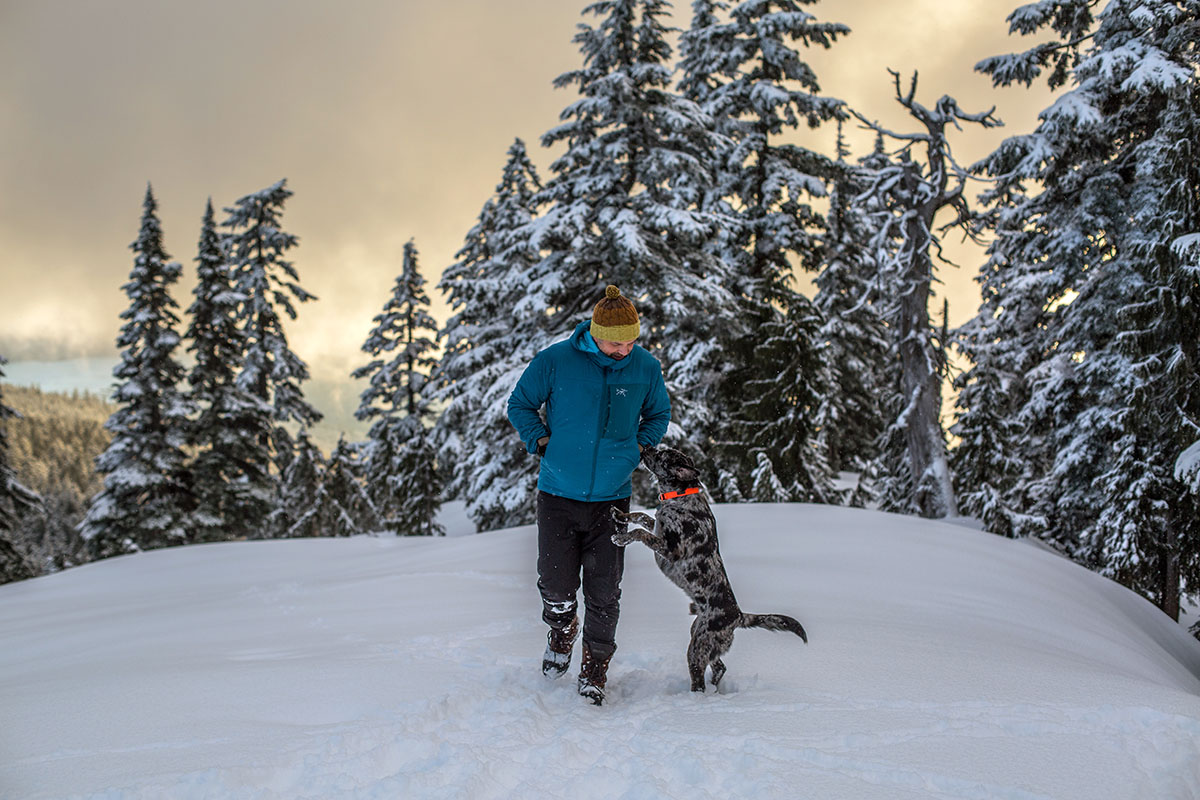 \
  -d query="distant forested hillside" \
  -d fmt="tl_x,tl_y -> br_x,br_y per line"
7,386 -> 112,571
